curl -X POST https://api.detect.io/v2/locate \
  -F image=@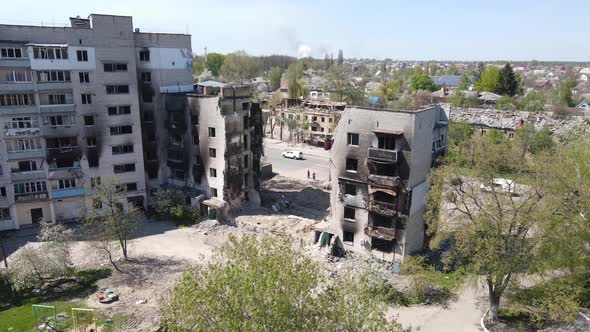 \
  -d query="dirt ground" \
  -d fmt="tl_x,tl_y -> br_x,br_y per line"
5,176 -> 492,332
